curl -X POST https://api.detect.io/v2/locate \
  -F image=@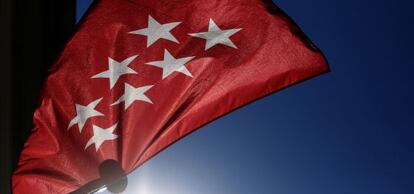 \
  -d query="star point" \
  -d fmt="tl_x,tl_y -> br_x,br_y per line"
129,15 -> 181,47
85,123 -> 118,151
189,18 -> 242,50
91,55 -> 138,89
145,49 -> 195,79
68,98 -> 104,133
111,83 -> 153,110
